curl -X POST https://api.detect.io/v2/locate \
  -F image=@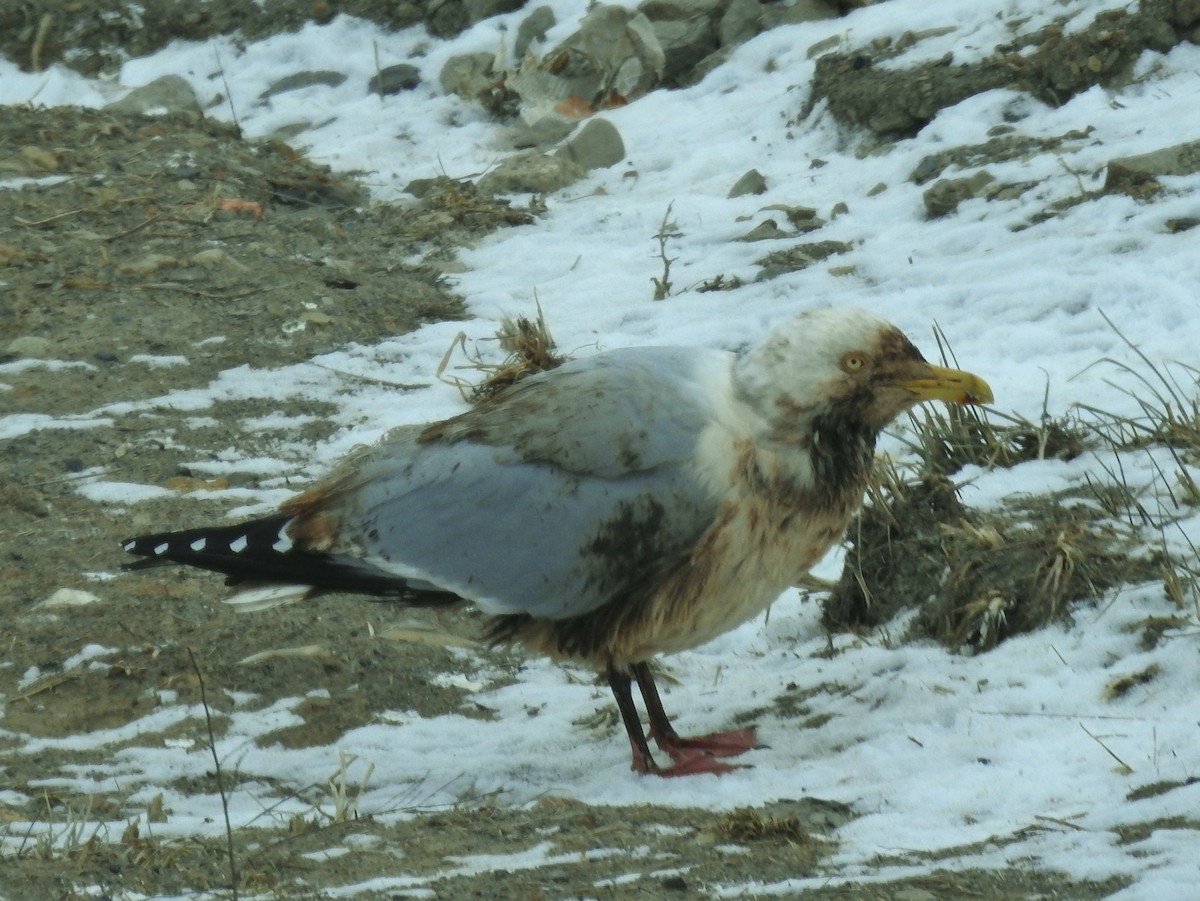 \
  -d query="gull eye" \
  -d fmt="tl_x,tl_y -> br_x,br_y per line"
841,352 -> 870,373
